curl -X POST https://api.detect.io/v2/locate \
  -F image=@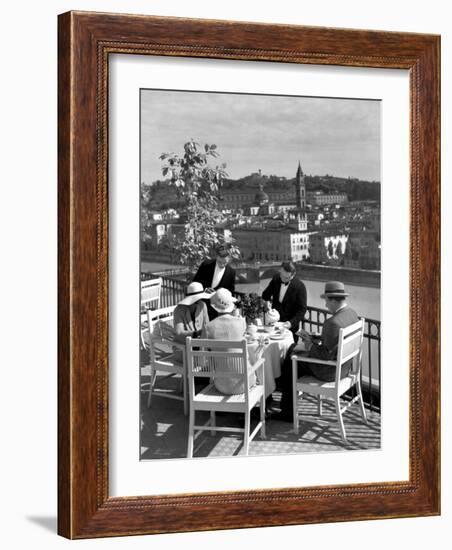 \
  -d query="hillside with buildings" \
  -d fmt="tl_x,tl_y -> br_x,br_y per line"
142,163 -> 381,272
221,172 -> 380,202
143,171 -> 380,210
